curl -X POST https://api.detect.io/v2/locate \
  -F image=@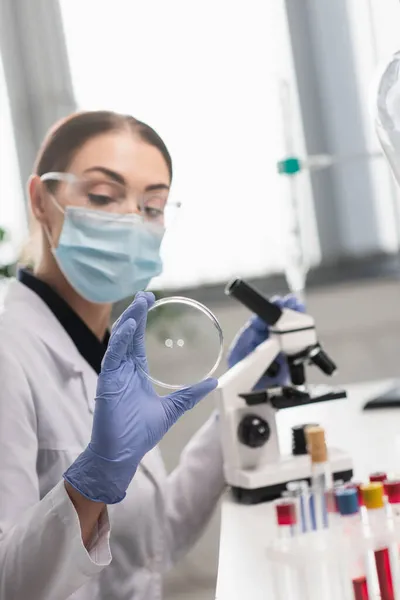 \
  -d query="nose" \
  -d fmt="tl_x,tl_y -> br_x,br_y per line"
124,199 -> 142,215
